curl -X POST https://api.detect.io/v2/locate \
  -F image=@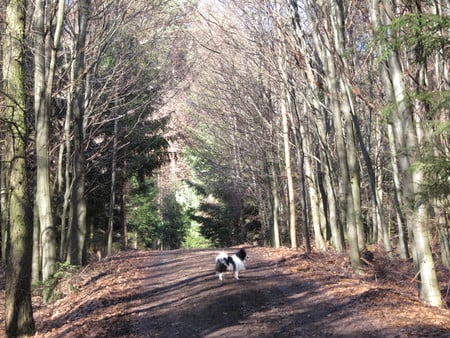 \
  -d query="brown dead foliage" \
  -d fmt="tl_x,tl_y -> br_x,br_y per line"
0,246 -> 449,337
